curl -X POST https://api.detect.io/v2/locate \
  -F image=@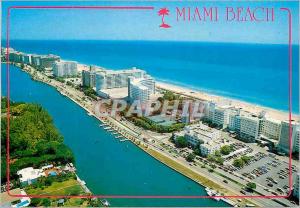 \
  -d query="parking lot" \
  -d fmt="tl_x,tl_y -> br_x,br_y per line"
238,153 -> 298,195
